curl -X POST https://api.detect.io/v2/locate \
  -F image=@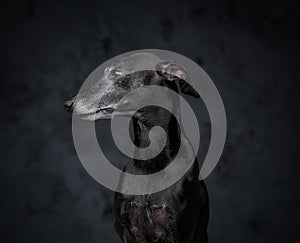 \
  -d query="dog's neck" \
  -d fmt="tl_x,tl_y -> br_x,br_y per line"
132,106 -> 181,173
